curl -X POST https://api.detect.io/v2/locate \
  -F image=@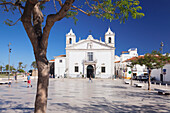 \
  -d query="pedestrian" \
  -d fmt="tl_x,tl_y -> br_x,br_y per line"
14,72 -> 17,82
8,79 -> 12,87
89,73 -> 92,83
27,73 -> 32,88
